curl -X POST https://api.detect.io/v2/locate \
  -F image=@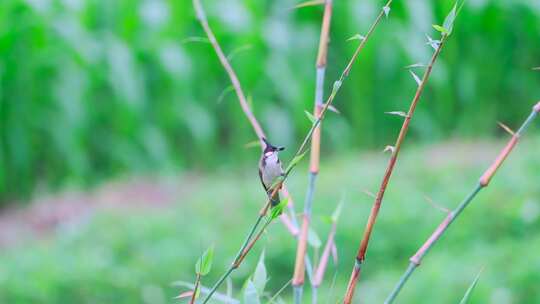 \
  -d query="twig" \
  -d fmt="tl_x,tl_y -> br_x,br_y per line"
189,273 -> 201,304
292,1 -> 333,303
384,101 -> 540,304
343,31 -> 448,304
